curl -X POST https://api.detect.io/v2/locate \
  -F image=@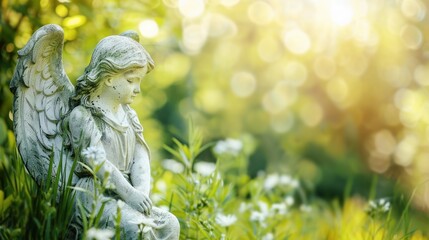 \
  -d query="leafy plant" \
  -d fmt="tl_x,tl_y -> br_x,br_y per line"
0,149 -> 76,239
